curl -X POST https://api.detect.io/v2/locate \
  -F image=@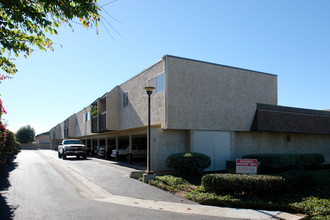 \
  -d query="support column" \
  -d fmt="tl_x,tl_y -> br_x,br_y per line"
91,139 -> 94,157
128,135 -> 132,164
105,138 -> 109,159
115,136 -> 119,162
